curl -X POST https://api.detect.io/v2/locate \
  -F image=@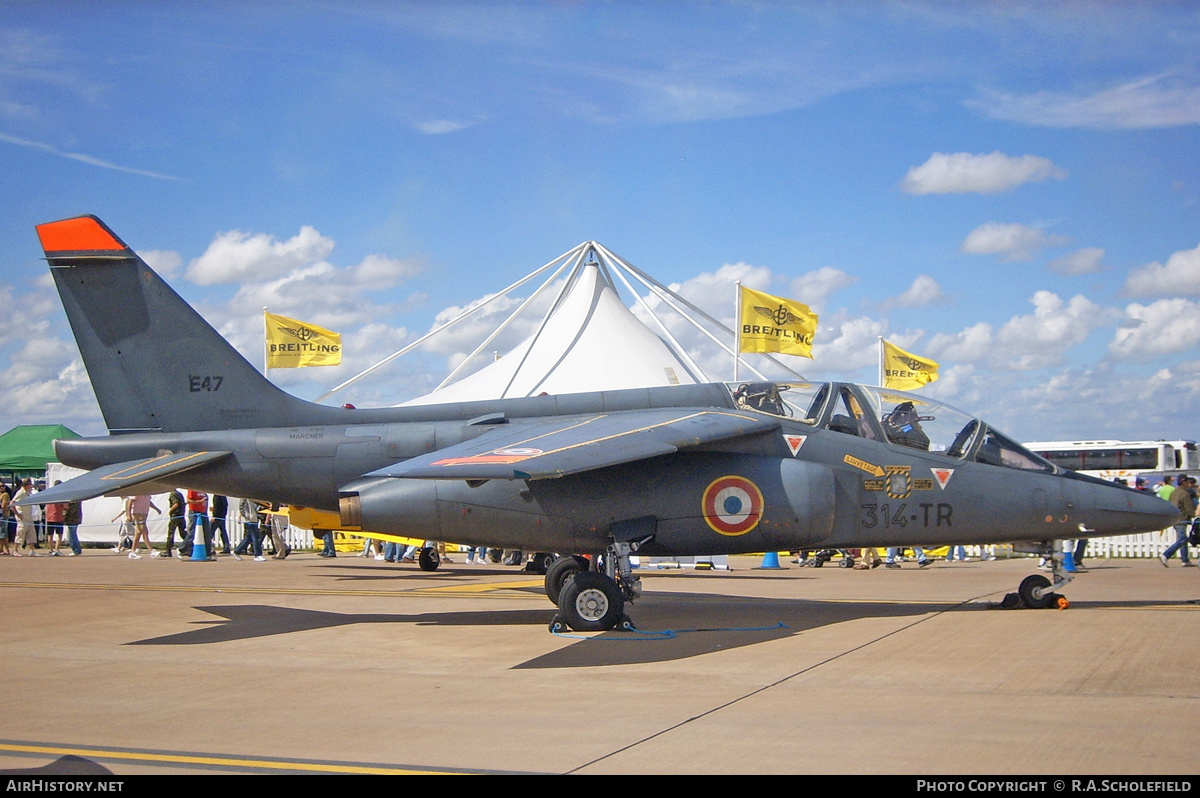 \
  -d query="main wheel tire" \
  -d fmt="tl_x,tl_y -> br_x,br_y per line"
1018,574 -> 1052,609
544,555 -> 588,605
418,546 -> 440,572
558,571 -> 624,632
